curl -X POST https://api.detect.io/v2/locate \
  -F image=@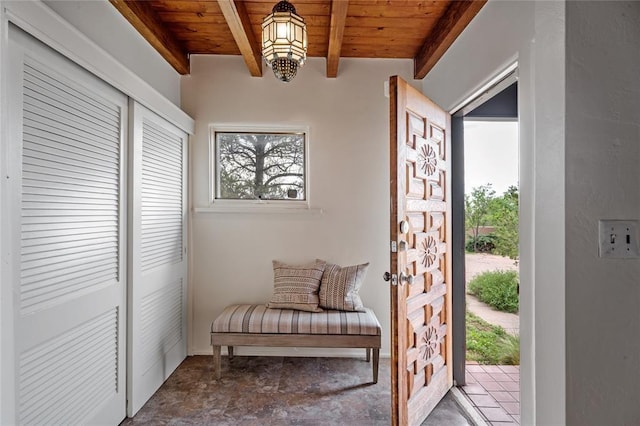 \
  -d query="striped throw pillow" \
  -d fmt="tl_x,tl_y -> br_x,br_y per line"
319,262 -> 369,311
267,259 -> 326,312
